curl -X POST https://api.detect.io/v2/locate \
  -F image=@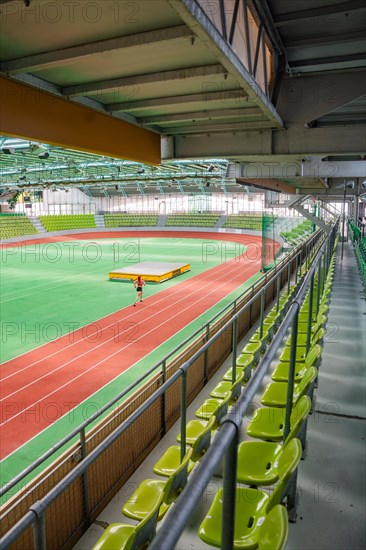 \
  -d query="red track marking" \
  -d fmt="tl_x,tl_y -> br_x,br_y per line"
0,232 -> 278,459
